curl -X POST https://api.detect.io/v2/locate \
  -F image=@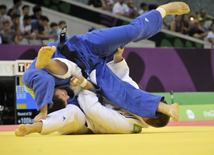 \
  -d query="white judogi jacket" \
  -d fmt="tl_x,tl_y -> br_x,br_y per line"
40,58 -> 149,134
